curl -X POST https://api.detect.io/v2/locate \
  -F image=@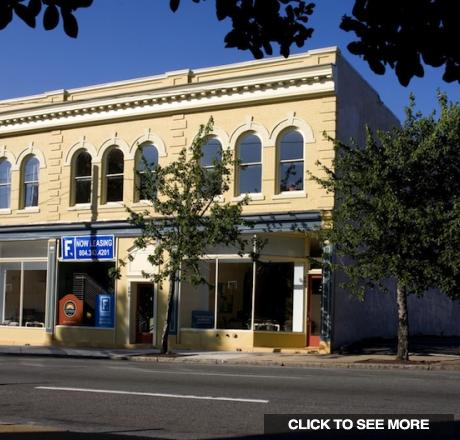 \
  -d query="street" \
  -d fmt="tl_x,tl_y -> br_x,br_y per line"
0,356 -> 459,439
